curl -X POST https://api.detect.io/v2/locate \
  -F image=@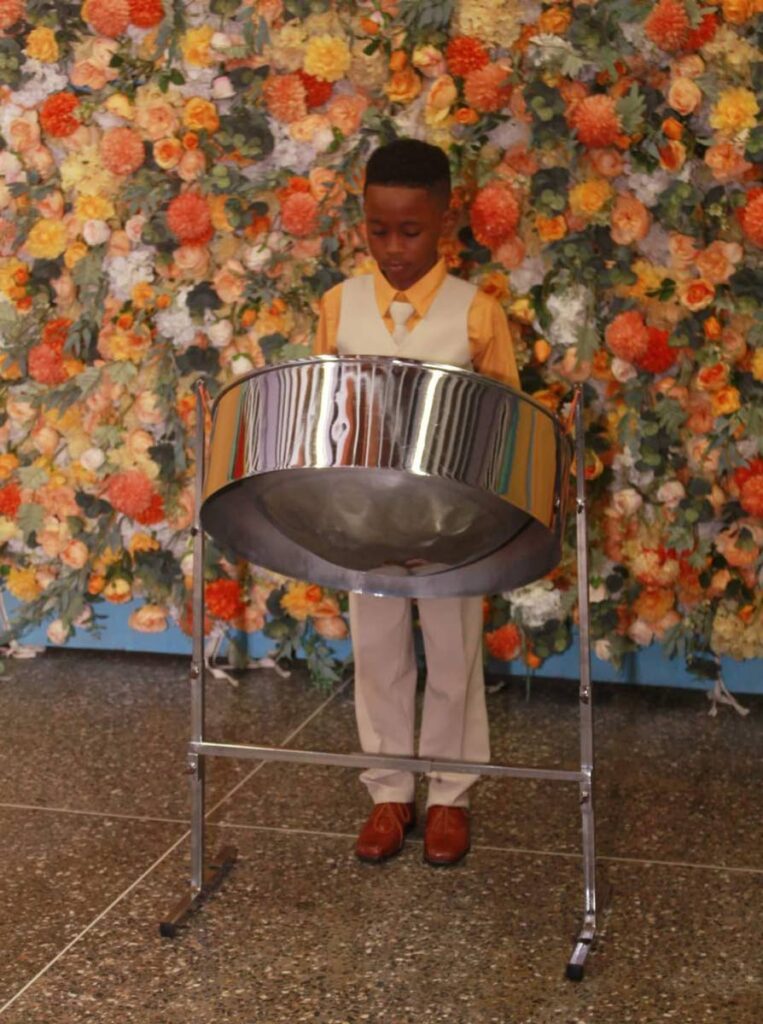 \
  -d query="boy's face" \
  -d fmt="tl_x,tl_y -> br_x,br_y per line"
364,184 -> 449,292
